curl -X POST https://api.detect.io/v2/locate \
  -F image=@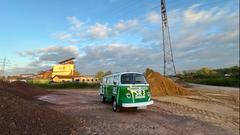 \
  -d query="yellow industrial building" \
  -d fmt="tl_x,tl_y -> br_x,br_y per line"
51,58 -> 75,78
47,57 -> 99,83
52,75 -> 74,82
74,75 -> 99,83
